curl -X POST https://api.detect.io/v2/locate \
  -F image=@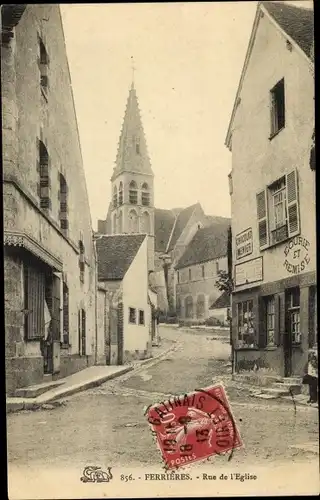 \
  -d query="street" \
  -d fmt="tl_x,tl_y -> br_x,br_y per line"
7,326 -> 319,471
